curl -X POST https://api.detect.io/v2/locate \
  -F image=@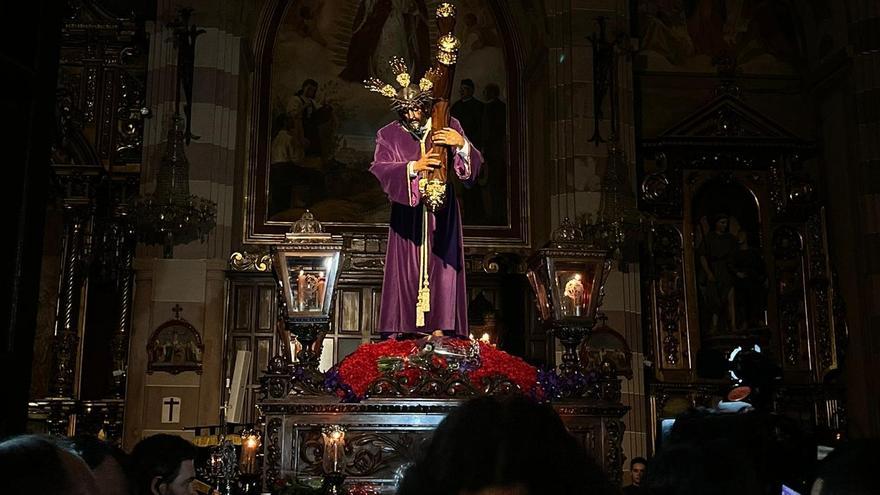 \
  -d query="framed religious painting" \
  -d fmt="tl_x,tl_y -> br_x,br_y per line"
147,318 -> 204,374
245,0 -> 529,247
